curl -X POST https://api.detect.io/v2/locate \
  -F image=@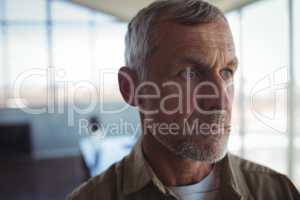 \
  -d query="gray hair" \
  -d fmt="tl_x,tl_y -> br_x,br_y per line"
125,0 -> 226,80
